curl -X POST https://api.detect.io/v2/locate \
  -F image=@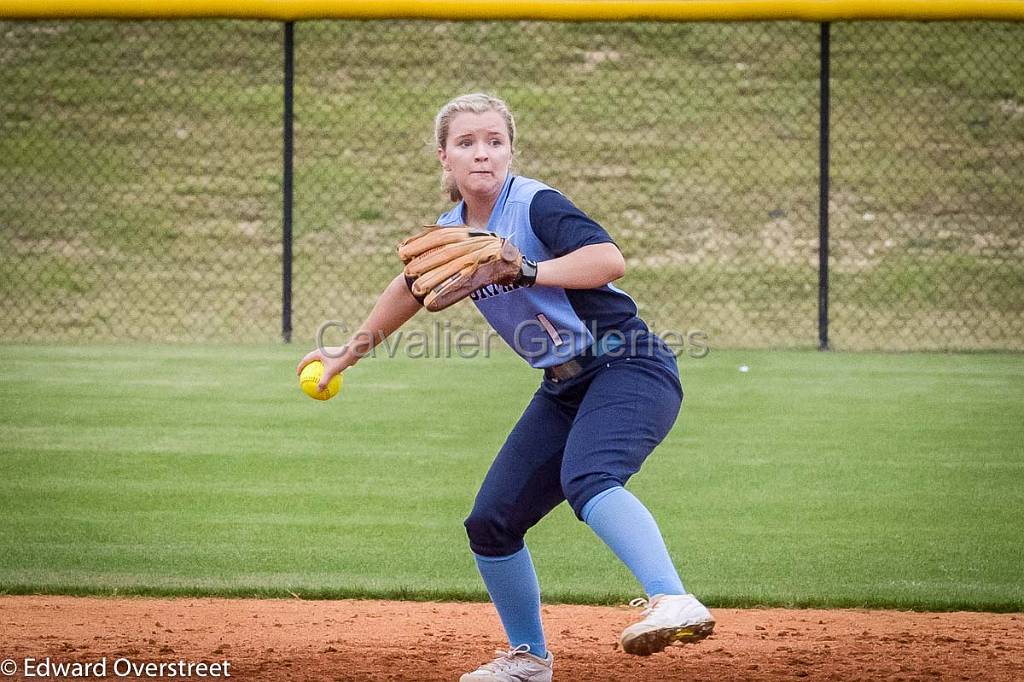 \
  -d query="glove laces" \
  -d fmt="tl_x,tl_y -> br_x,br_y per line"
476,644 -> 534,673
